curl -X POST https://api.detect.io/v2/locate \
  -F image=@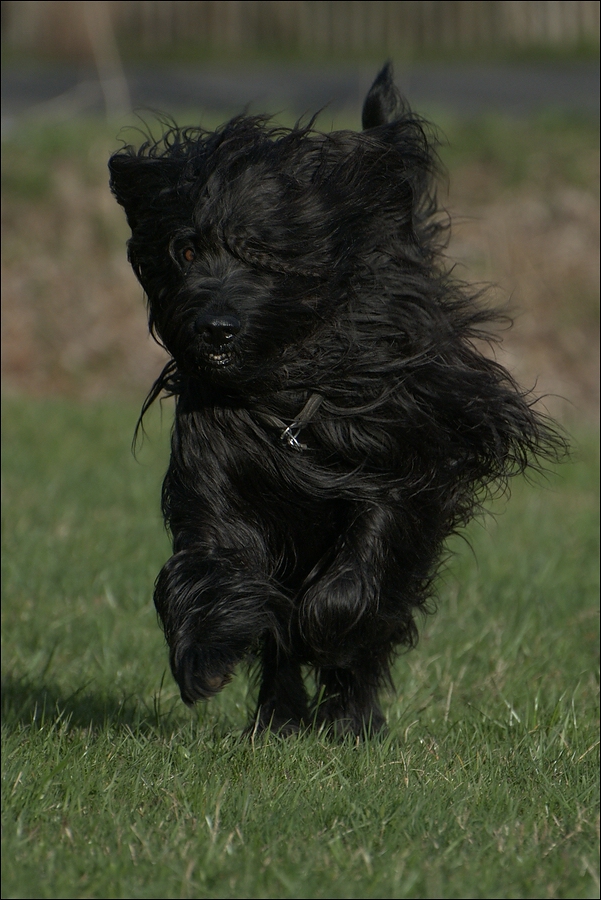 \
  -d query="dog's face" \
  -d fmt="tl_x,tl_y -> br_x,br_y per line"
153,147 -> 333,386
110,116 -> 423,389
